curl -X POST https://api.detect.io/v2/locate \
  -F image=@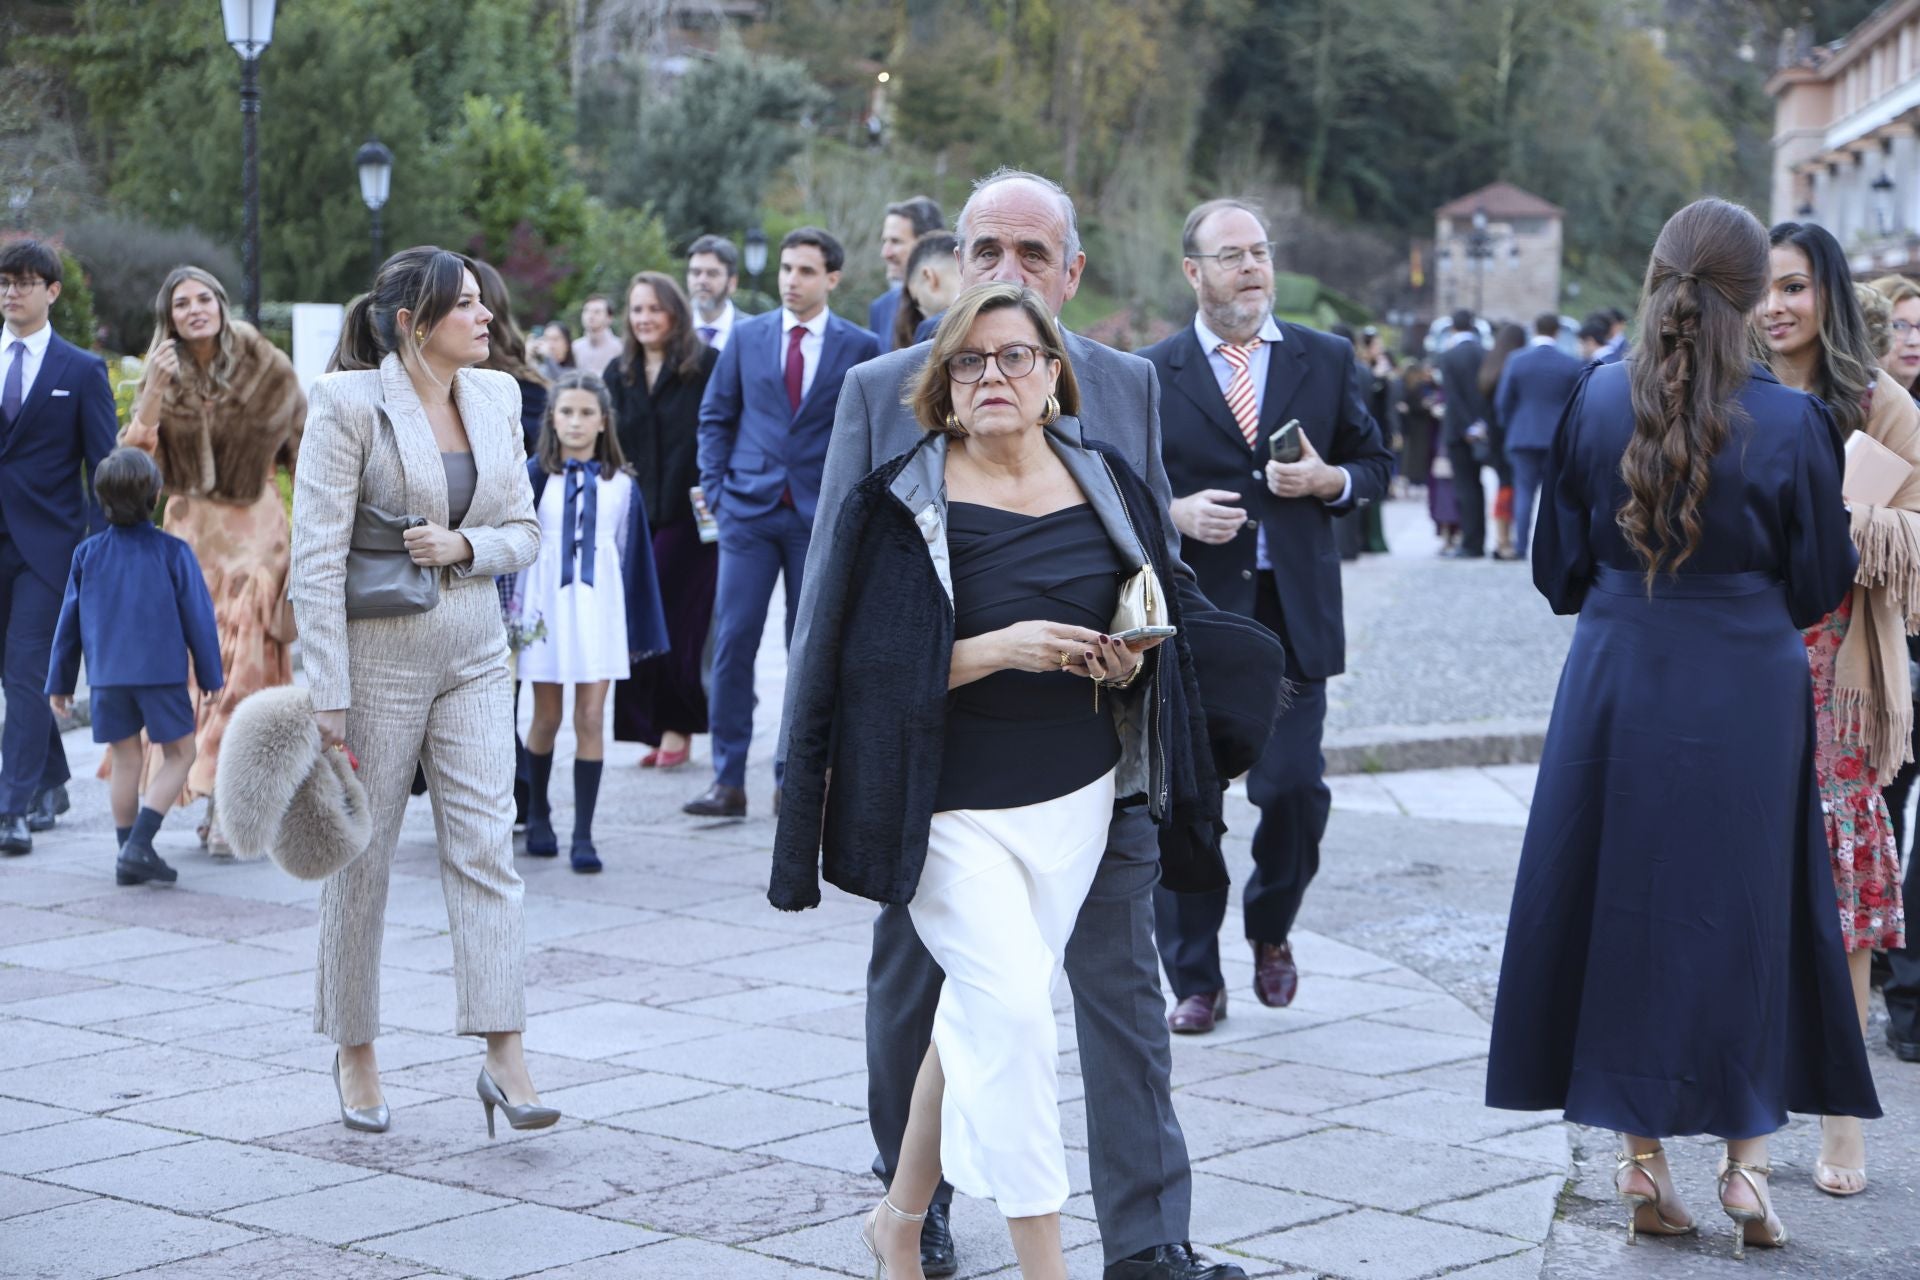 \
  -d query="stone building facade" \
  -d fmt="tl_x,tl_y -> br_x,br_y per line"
1431,182 -> 1564,324
1770,0 -> 1920,275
